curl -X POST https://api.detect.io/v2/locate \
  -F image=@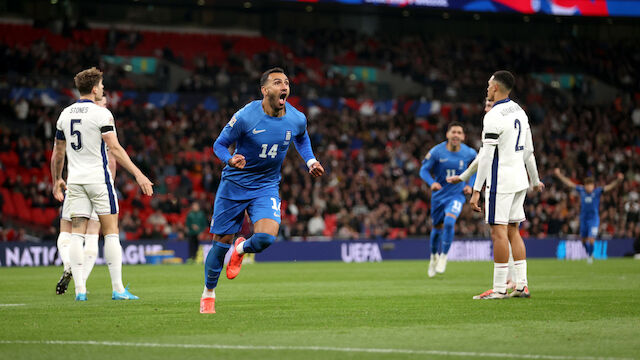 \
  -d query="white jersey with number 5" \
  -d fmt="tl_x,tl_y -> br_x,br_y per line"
56,99 -> 115,185
481,98 -> 531,193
